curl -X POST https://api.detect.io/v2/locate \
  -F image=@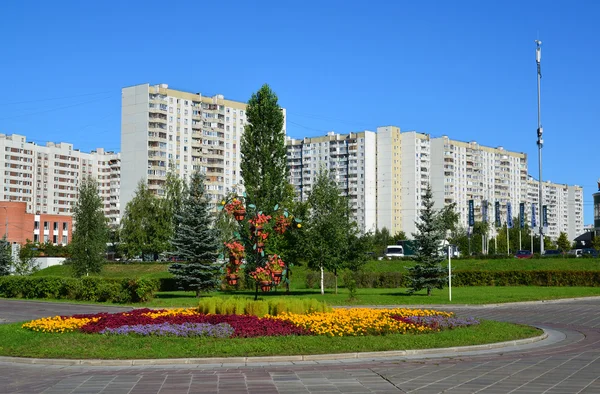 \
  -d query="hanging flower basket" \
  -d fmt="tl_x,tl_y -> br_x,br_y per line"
229,256 -> 241,266
226,274 -> 239,286
272,271 -> 283,285
260,280 -> 272,292
234,210 -> 246,221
